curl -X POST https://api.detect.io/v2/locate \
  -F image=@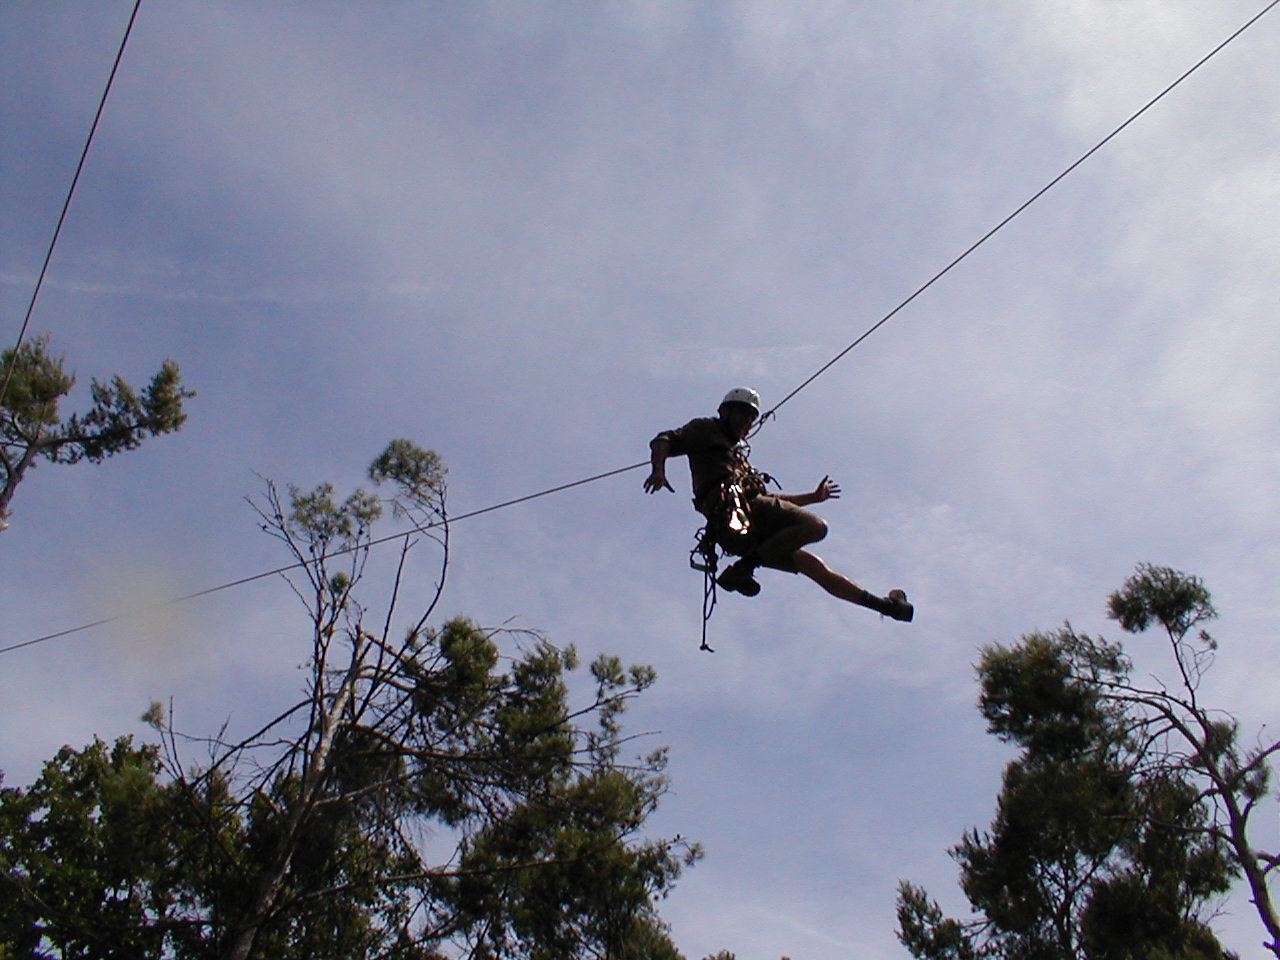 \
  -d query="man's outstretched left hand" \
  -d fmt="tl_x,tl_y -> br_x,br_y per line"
812,475 -> 841,502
